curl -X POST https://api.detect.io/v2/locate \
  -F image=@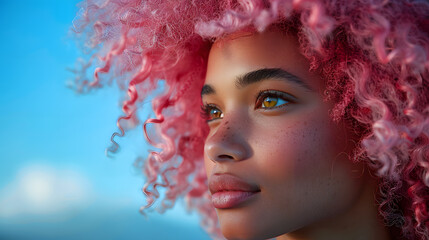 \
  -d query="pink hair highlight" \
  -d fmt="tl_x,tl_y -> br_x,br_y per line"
72,0 -> 429,239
